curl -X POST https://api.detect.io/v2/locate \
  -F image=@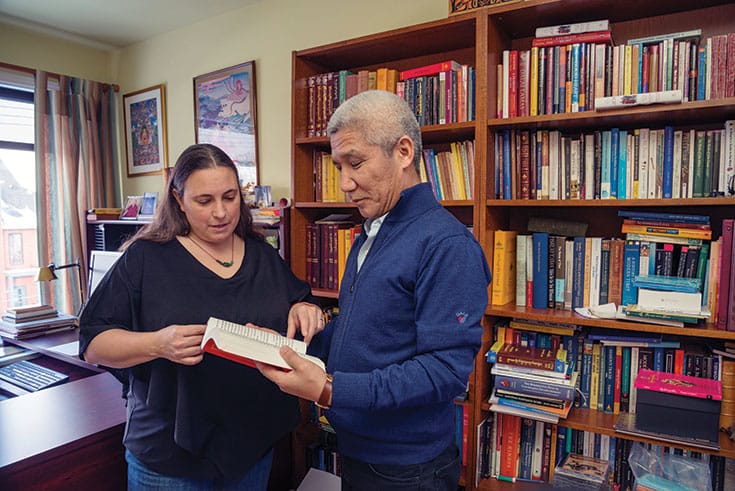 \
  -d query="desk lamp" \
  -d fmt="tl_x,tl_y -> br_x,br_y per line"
37,259 -> 84,315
